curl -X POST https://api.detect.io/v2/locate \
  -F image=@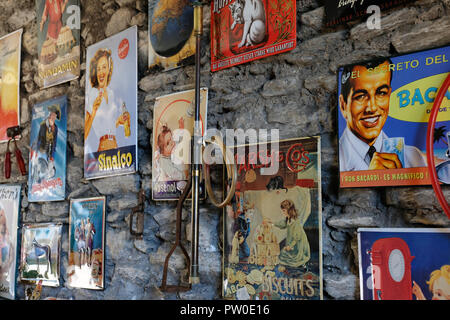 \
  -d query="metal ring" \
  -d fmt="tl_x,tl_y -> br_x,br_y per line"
202,135 -> 237,208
